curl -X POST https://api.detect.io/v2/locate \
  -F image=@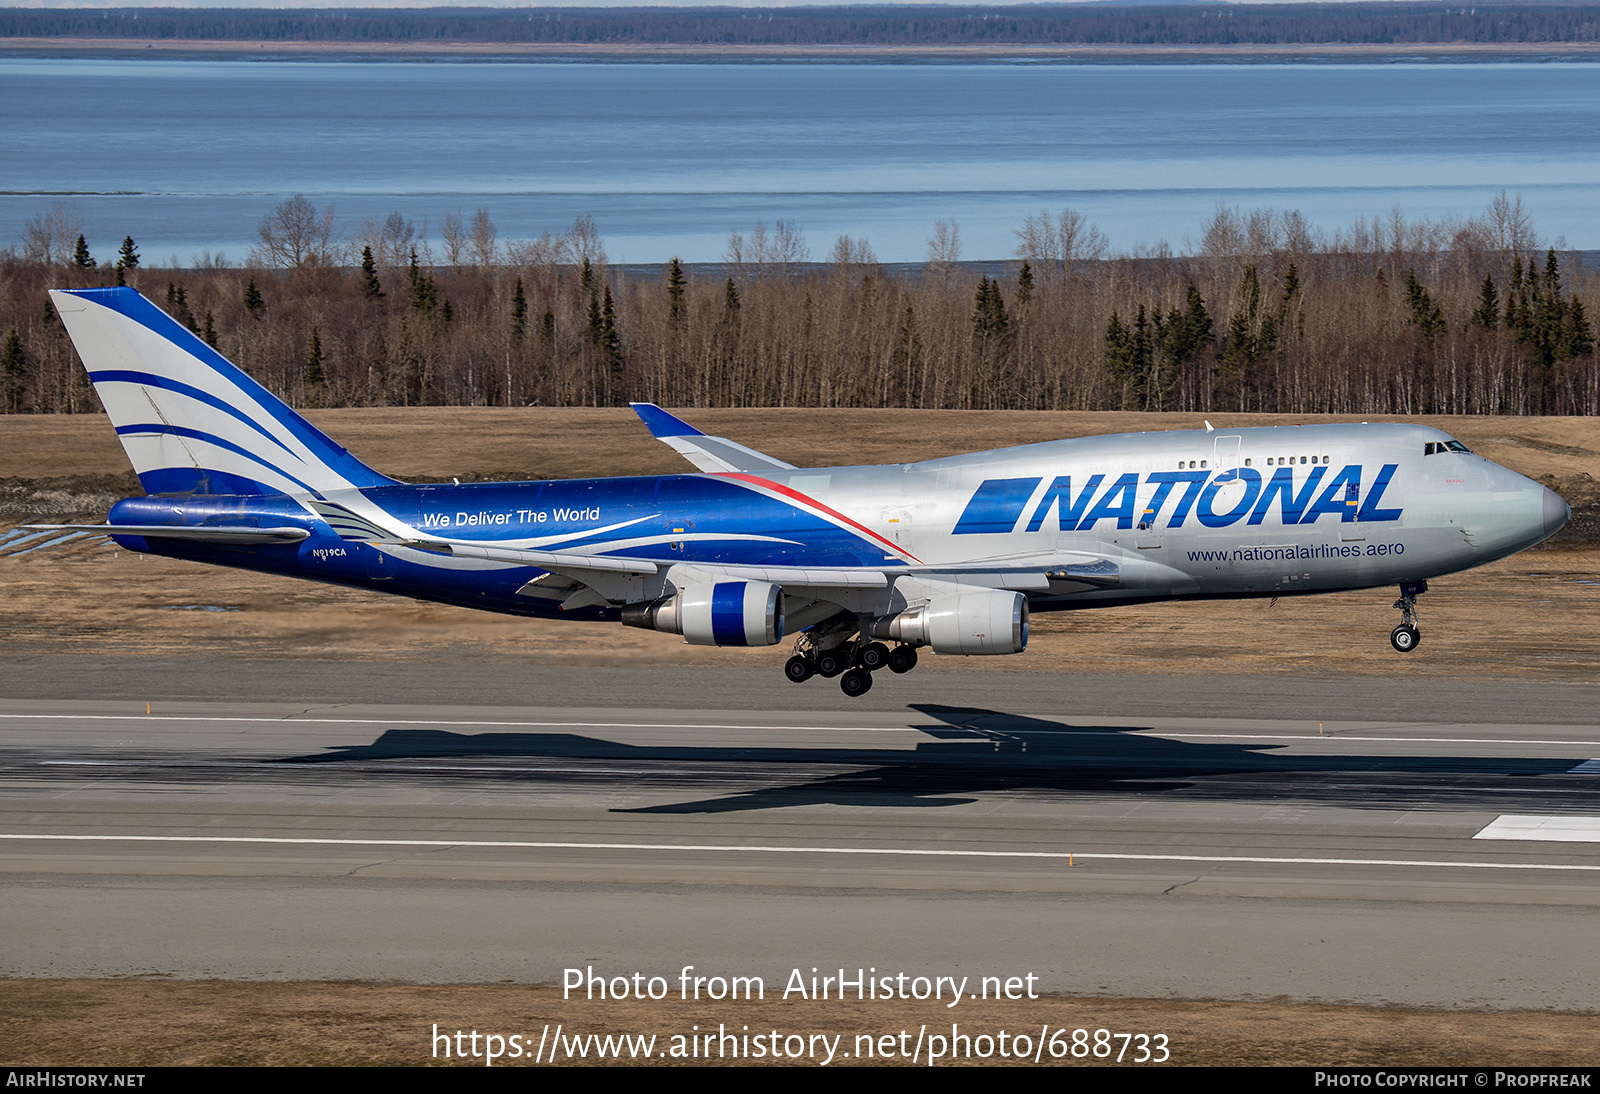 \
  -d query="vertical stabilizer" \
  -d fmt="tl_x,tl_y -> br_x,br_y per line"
50,287 -> 397,497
